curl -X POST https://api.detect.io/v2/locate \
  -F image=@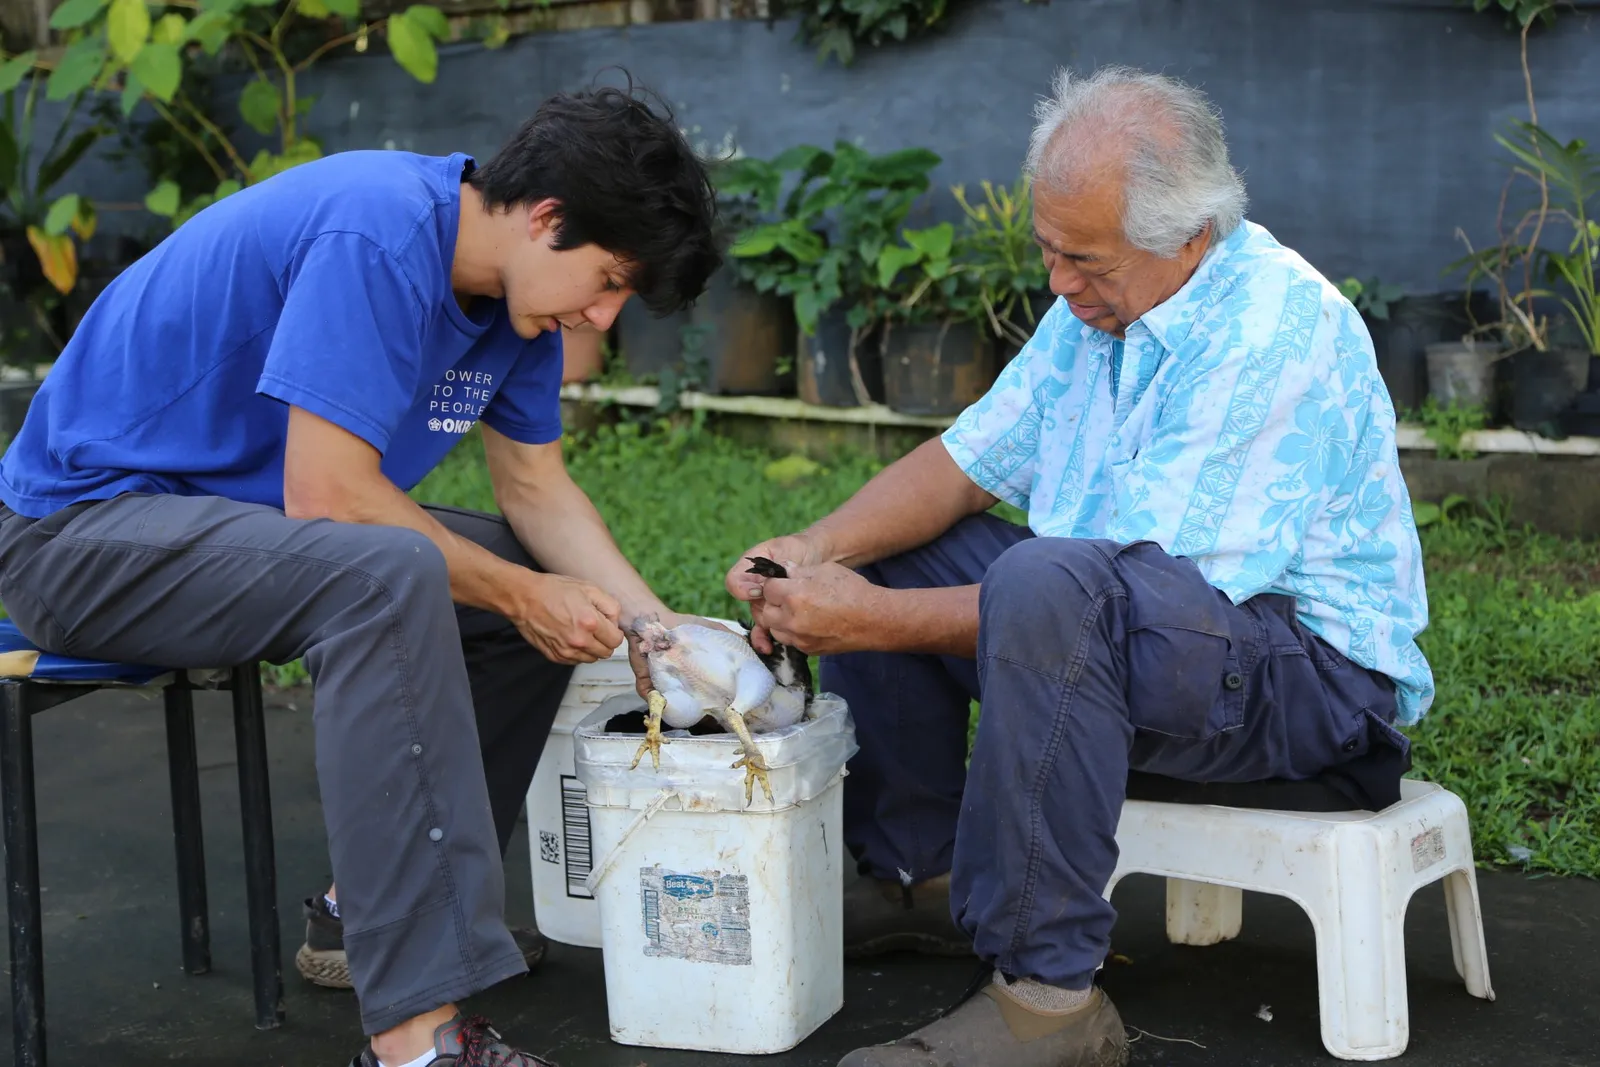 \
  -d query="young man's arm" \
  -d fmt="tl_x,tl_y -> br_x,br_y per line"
478,423 -> 671,626
478,423 -> 733,696
281,406 -> 624,664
